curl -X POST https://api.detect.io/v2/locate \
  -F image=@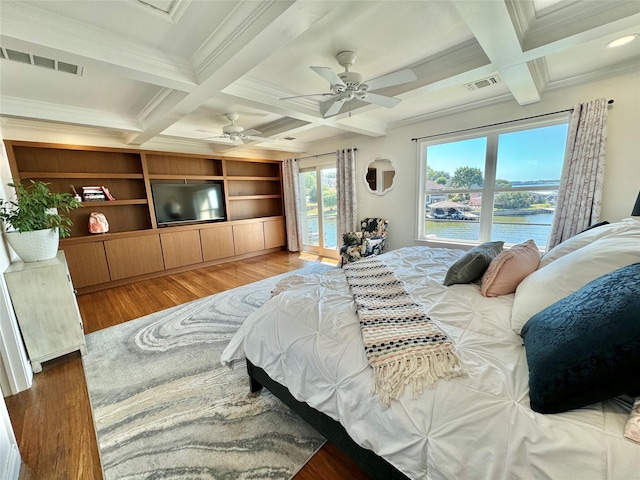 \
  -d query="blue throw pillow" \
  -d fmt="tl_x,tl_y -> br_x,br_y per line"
521,263 -> 640,414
